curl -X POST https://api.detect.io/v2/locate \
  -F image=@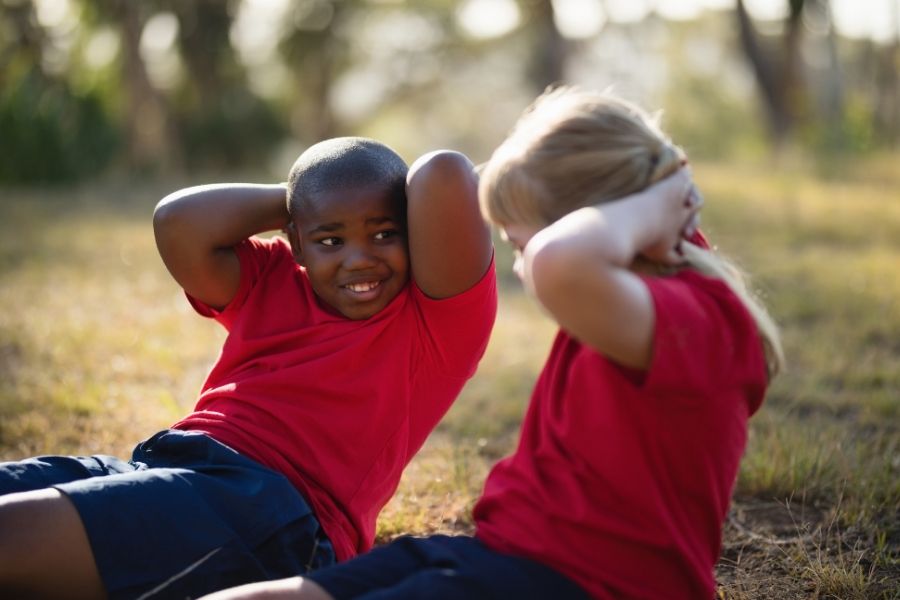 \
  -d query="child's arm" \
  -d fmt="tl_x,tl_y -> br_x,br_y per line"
153,183 -> 289,310
521,170 -> 698,370
405,151 -> 493,299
